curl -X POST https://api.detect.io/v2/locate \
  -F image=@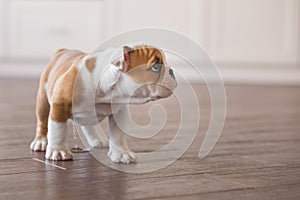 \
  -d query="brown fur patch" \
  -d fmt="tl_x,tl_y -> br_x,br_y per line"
47,50 -> 86,98
50,102 -> 72,122
34,86 -> 50,139
126,46 -> 166,84
35,49 -> 86,125
85,57 -> 96,73
113,60 -> 121,67
50,62 -> 80,122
